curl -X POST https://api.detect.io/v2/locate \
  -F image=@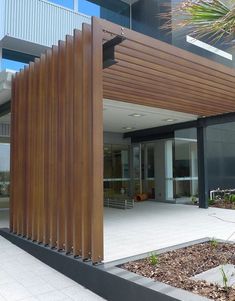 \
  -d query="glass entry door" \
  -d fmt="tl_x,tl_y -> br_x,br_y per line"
104,144 -> 130,198
131,144 -> 142,195
173,138 -> 198,199
131,143 -> 156,198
